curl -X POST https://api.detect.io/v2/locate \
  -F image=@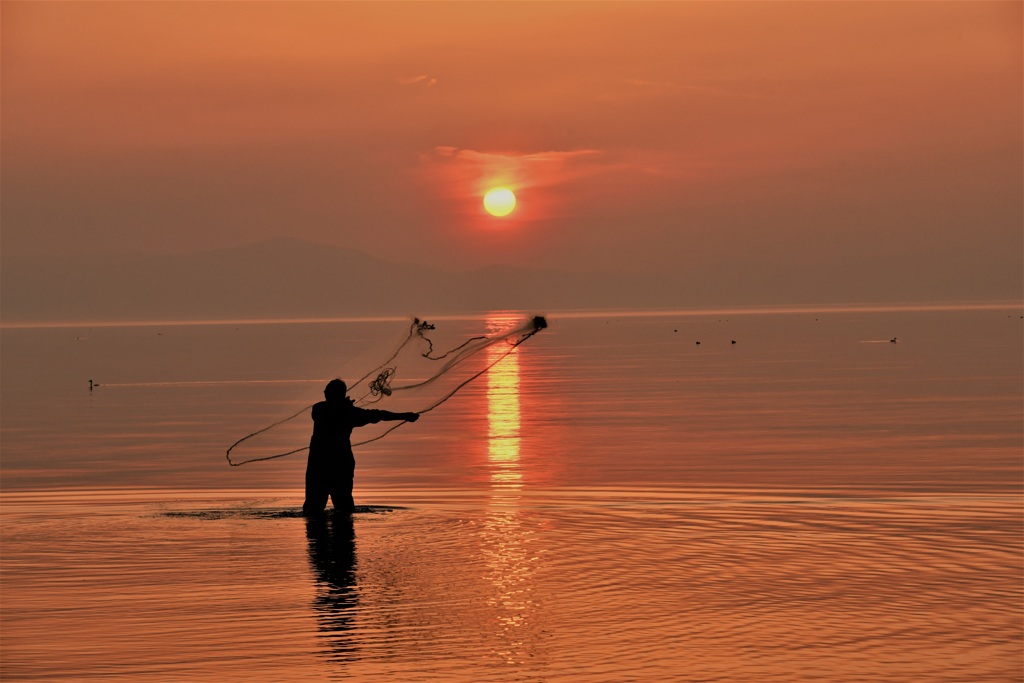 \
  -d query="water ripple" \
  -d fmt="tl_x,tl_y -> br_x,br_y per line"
2,489 -> 1020,682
